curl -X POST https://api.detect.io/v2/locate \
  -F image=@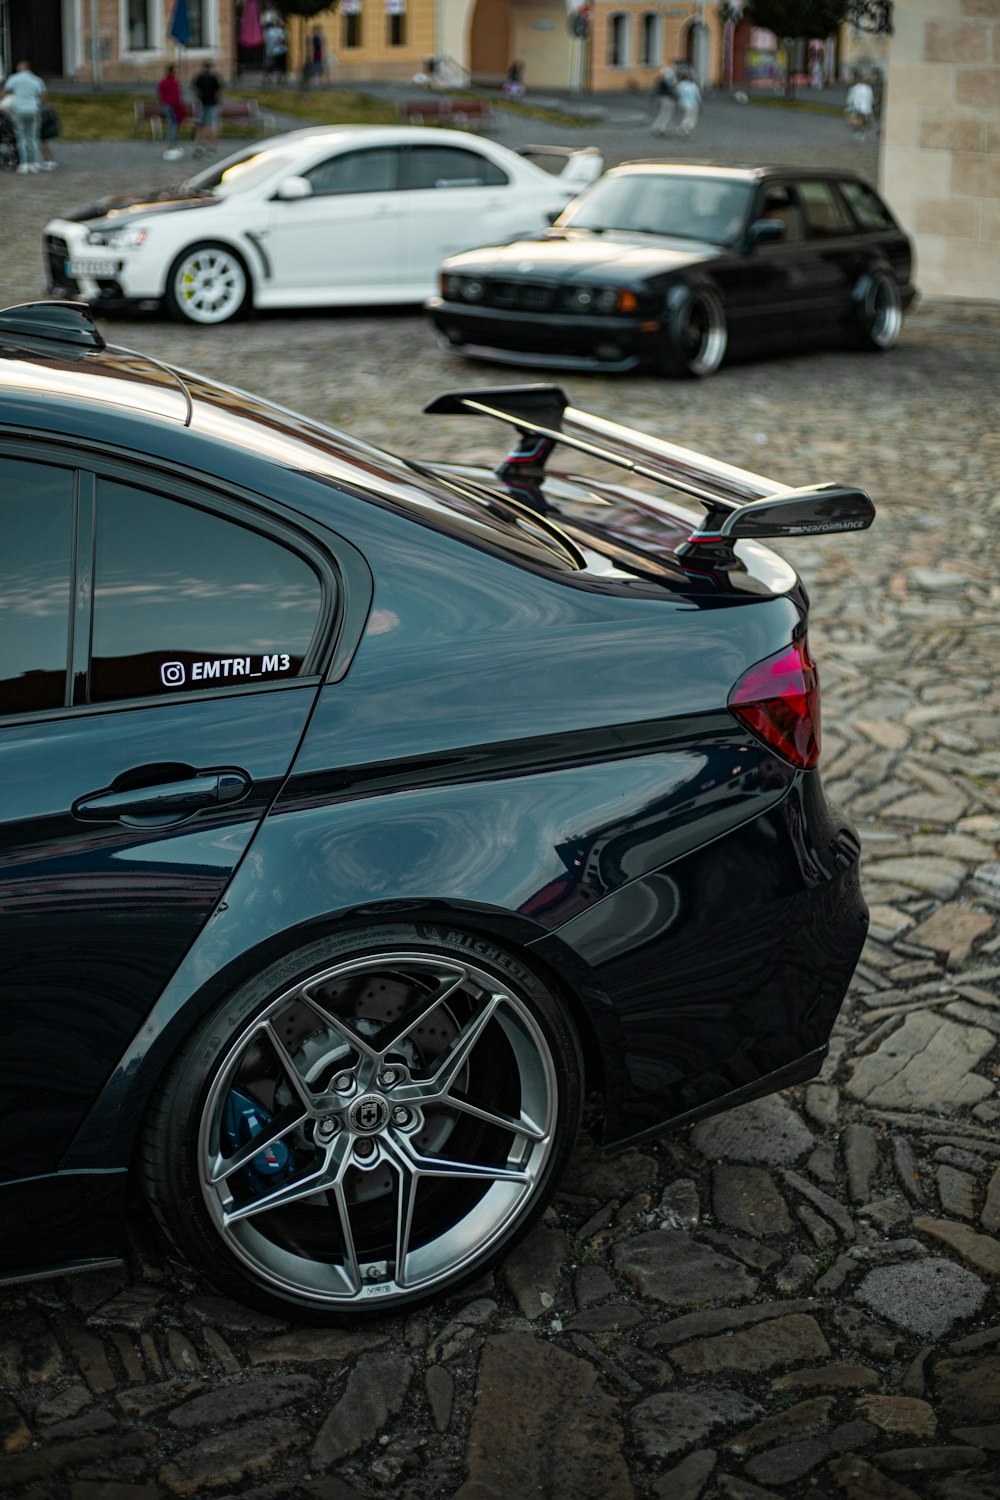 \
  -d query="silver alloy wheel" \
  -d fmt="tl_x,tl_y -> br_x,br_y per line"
862,271 -> 902,349
171,245 -> 248,325
670,288 -> 728,377
196,951 -> 559,1307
